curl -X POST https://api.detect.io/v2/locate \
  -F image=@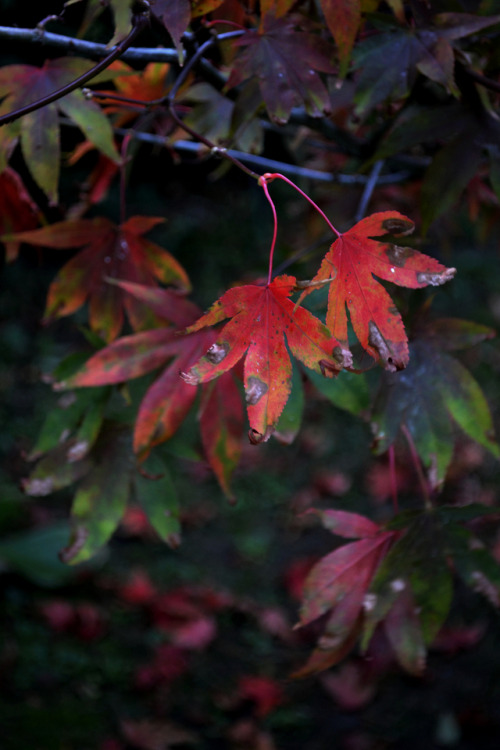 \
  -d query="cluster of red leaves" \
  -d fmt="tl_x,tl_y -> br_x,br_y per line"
39,599 -> 107,641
